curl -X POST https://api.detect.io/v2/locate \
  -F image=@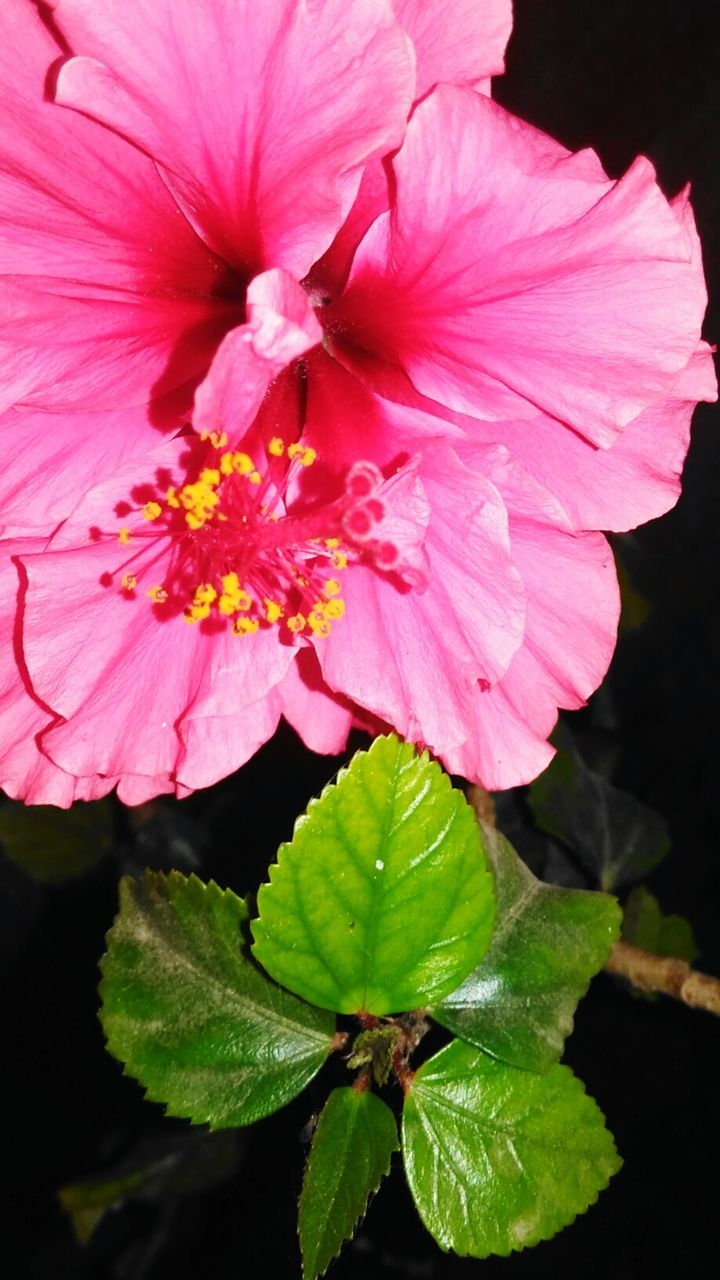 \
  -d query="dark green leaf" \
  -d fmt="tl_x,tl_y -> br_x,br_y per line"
528,727 -> 670,890
252,735 -> 495,1015
100,872 -> 335,1128
402,1040 -> 620,1258
0,799 -> 113,883
622,886 -> 698,962
433,825 -> 621,1070
299,1088 -> 398,1279
59,1130 -> 239,1244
